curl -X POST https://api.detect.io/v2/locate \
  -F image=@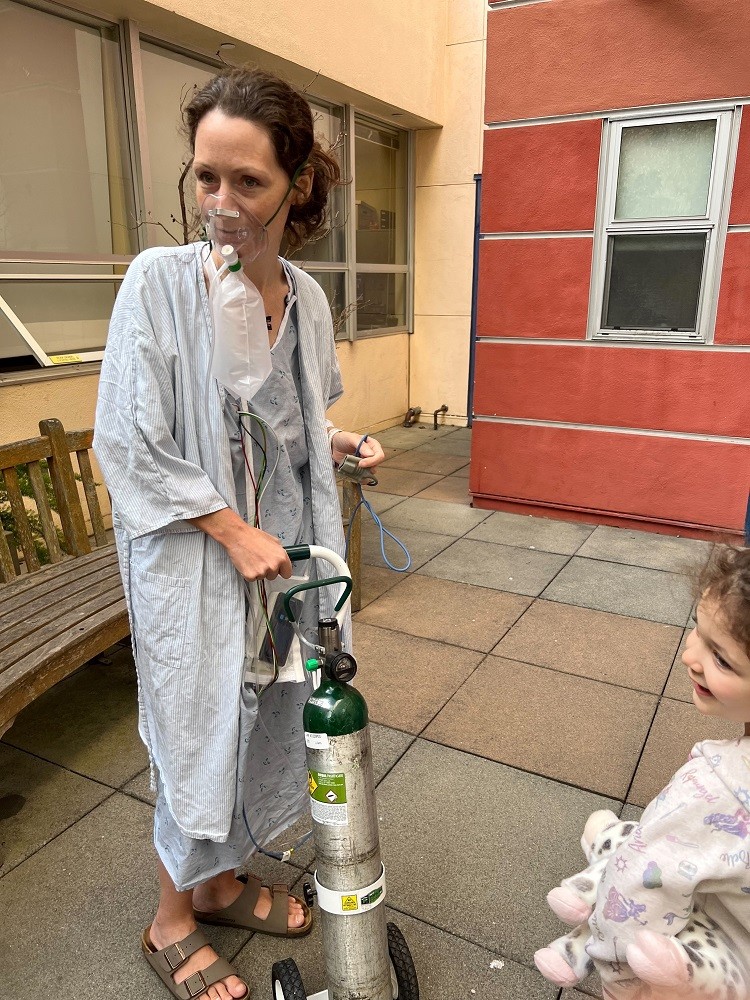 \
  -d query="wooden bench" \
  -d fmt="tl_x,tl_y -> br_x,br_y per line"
0,420 -> 364,737
0,418 -> 129,736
